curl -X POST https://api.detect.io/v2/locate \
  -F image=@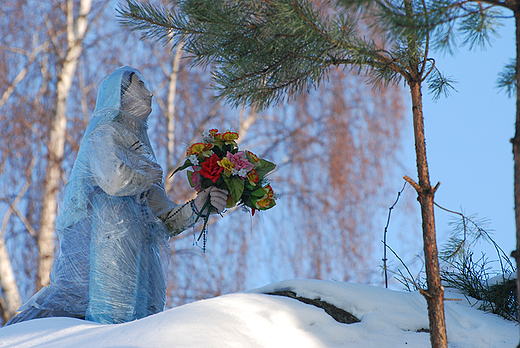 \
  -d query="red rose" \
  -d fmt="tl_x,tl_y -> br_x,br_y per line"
199,153 -> 224,183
